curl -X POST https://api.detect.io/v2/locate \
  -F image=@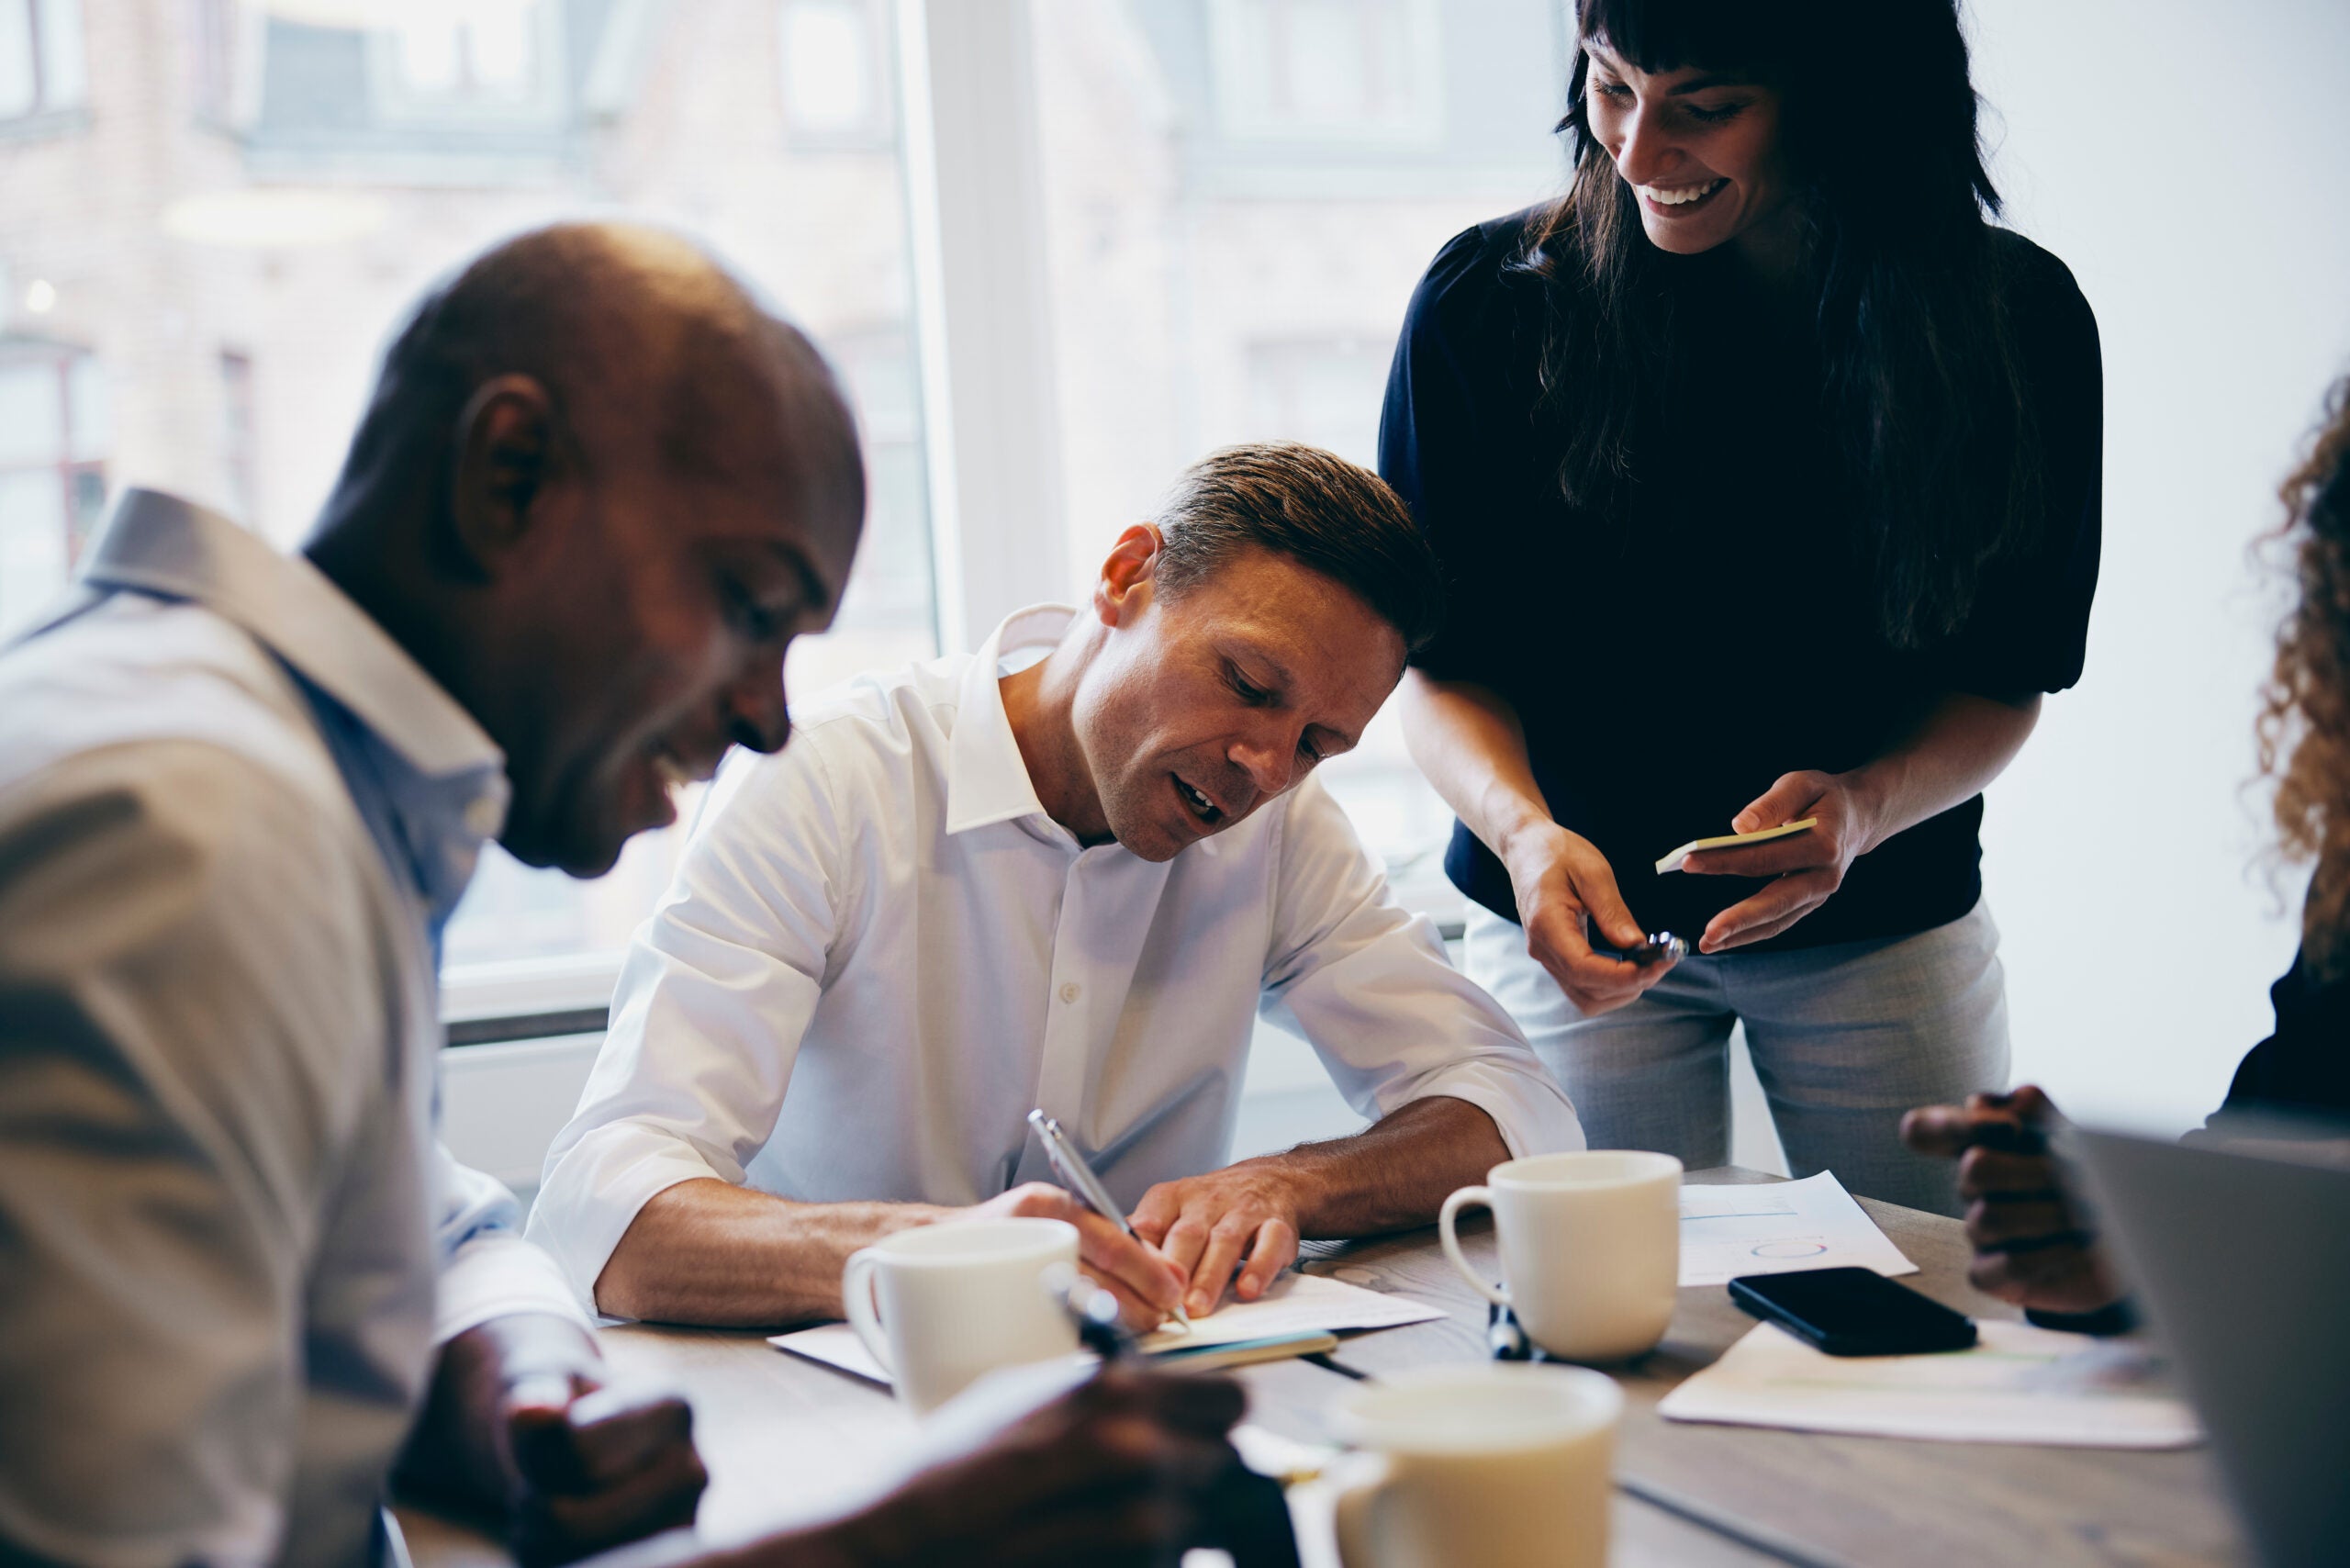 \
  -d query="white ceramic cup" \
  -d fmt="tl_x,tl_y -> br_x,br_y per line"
1438,1148 -> 1683,1361
1330,1362 -> 1622,1568
841,1216 -> 1081,1415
